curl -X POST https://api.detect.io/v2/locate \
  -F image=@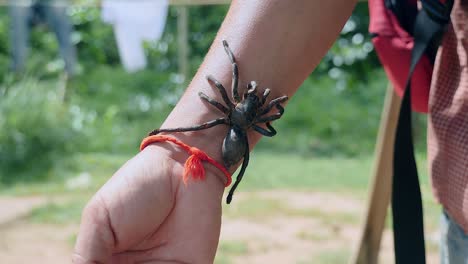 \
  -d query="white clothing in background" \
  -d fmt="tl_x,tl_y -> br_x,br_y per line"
102,0 -> 169,72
